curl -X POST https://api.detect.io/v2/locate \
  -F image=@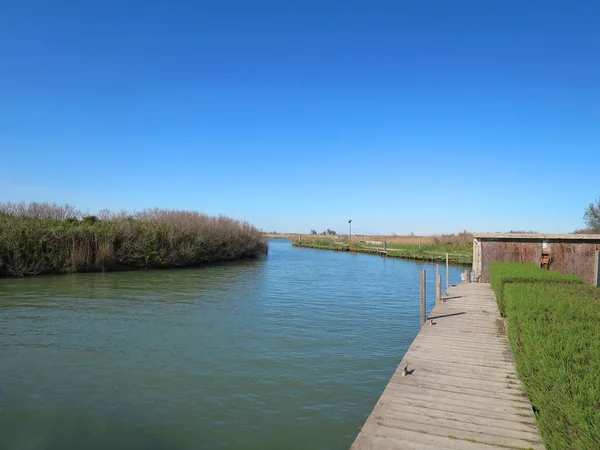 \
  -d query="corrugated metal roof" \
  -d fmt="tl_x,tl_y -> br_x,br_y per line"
473,233 -> 600,240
